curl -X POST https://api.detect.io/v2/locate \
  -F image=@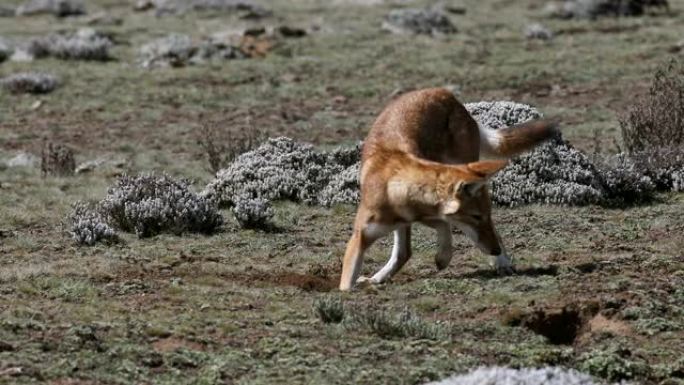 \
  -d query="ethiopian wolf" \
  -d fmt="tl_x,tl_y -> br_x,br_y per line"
339,87 -> 557,291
